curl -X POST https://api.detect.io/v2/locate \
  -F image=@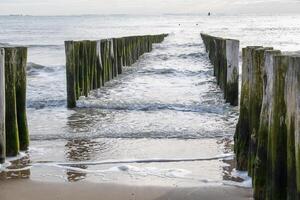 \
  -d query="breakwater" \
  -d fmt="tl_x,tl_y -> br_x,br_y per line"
65,34 -> 168,108
200,33 -> 239,106
0,47 -> 29,163
234,46 -> 300,199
